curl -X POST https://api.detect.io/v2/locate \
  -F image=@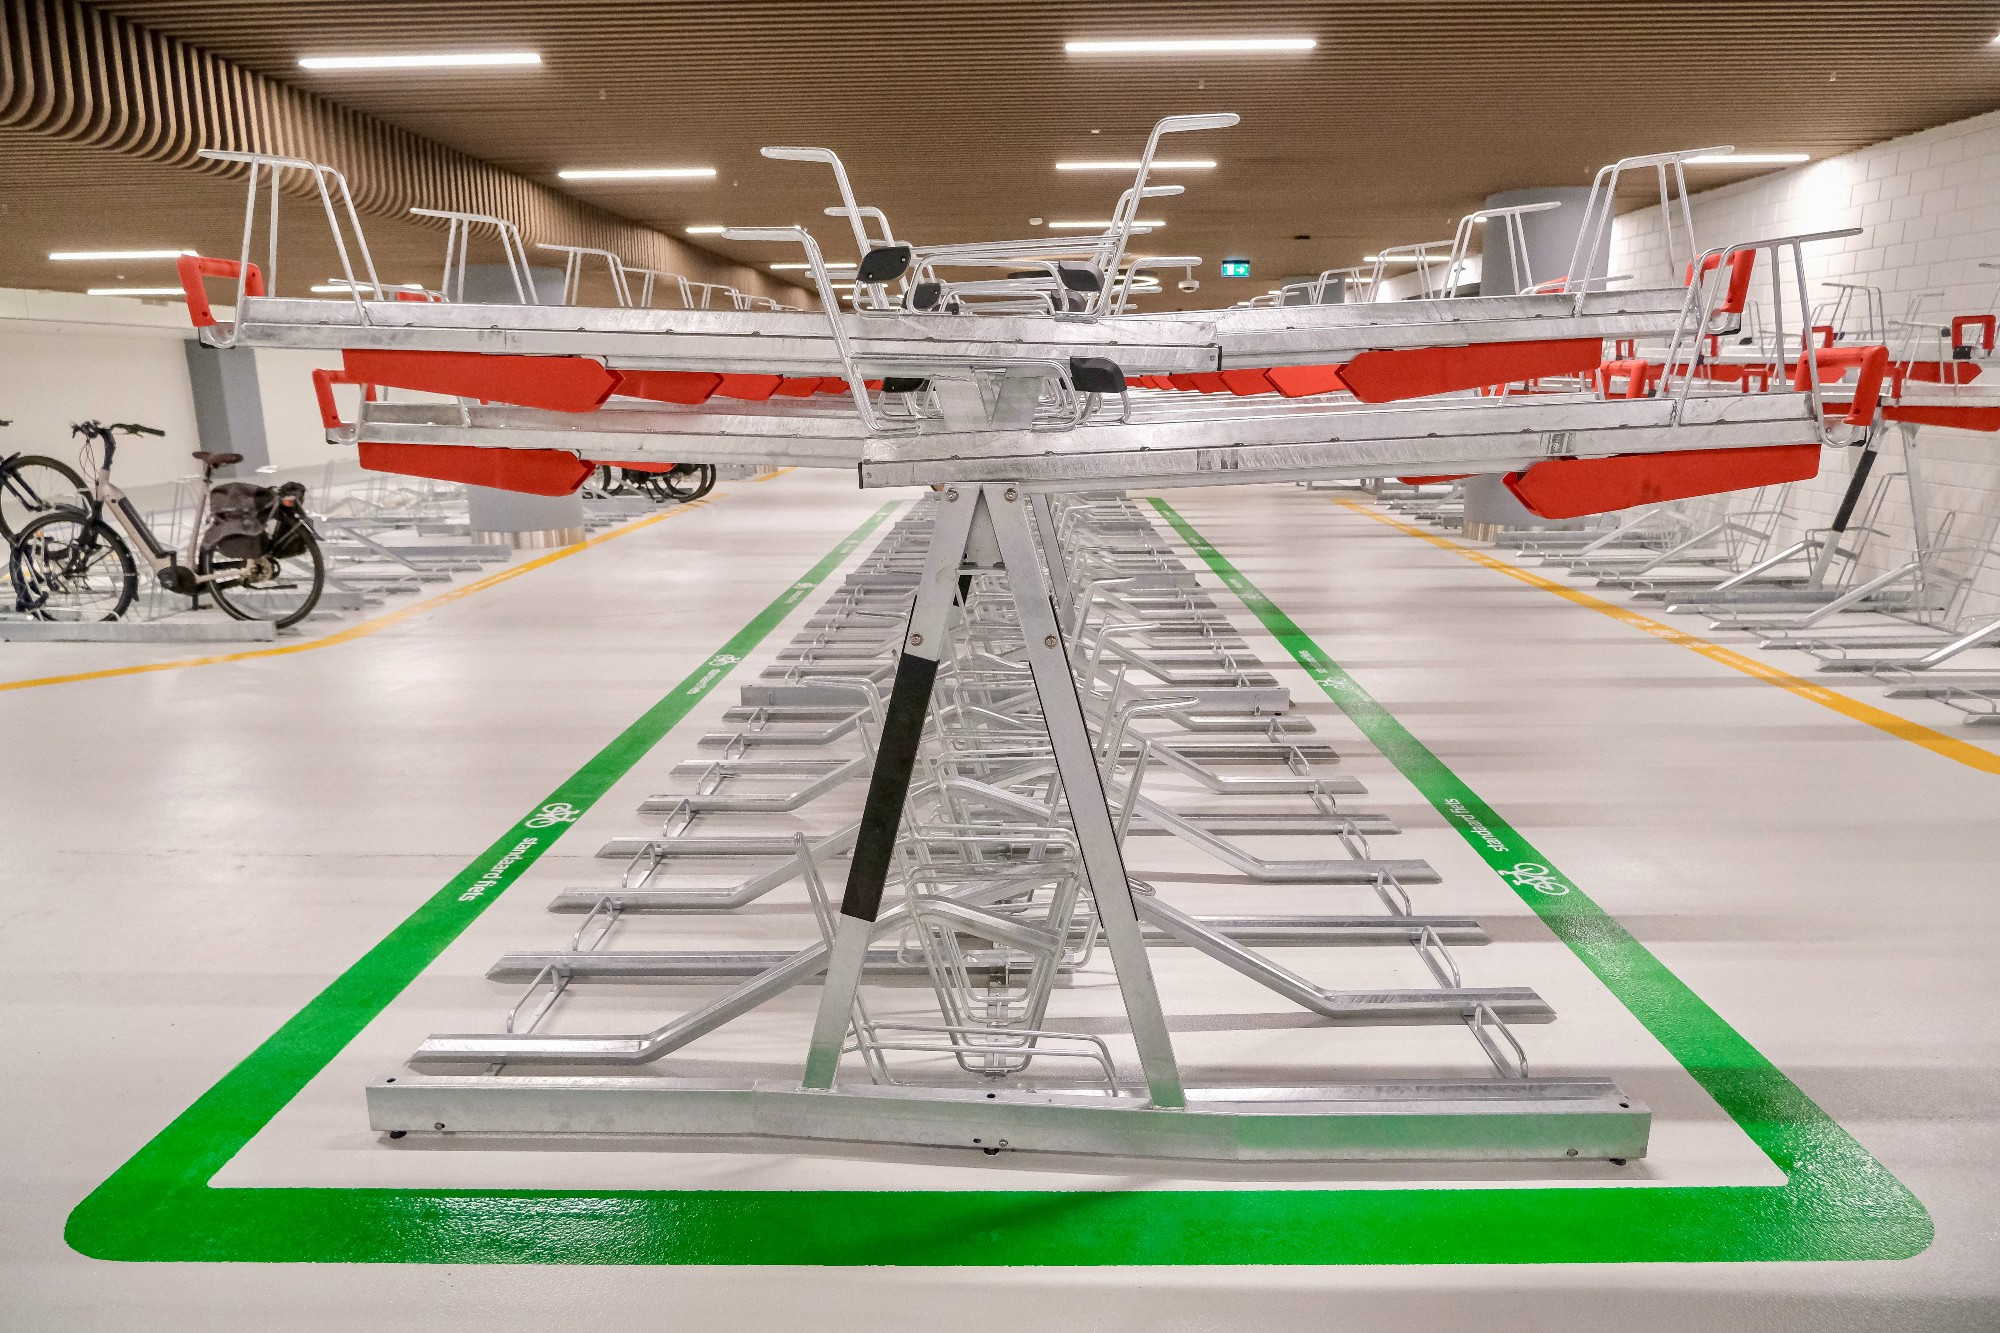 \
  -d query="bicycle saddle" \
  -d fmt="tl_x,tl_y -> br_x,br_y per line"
193,450 -> 244,467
